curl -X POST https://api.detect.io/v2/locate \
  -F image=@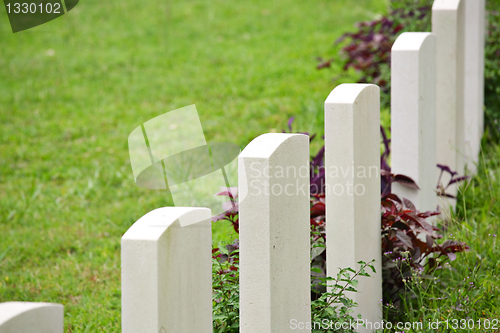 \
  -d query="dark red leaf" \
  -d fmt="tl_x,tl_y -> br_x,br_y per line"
393,174 -> 420,189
